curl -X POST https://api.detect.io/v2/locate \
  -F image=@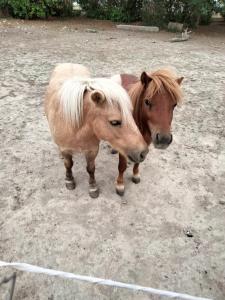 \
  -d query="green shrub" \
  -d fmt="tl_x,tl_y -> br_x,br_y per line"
0,0 -> 7,7
78,0 -> 142,22
78,0 -> 218,27
106,6 -> 127,22
217,0 -> 225,18
142,0 -> 219,28
2,0 -> 222,25
0,0 -> 73,19
142,0 -> 167,27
